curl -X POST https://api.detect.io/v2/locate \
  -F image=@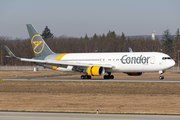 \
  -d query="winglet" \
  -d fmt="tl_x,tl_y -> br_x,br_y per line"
4,45 -> 18,59
128,47 -> 133,52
